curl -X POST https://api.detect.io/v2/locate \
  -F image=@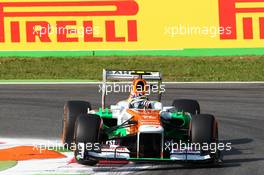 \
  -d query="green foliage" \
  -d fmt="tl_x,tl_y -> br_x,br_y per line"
0,56 -> 263,81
